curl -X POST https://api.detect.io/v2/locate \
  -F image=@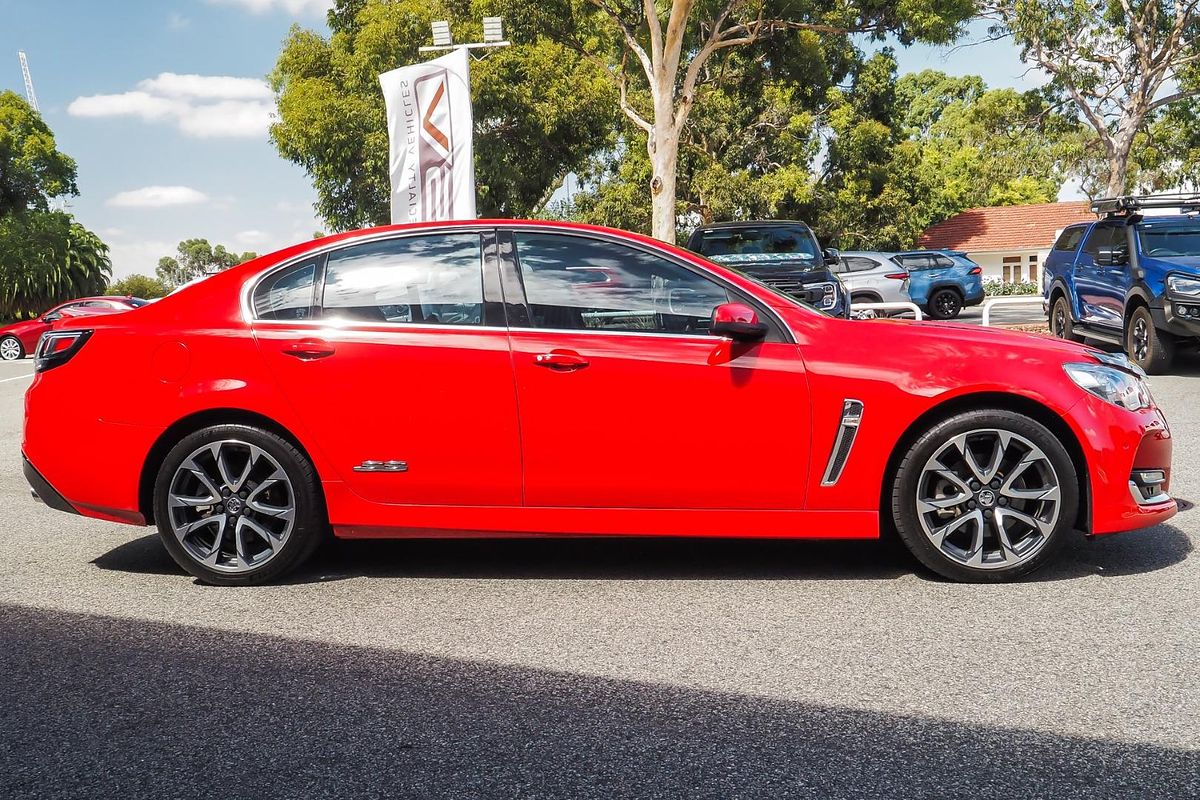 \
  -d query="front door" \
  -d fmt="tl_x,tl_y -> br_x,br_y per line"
1075,223 -> 1131,329
252,231 -> 522,507
504,230 -> 810,510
